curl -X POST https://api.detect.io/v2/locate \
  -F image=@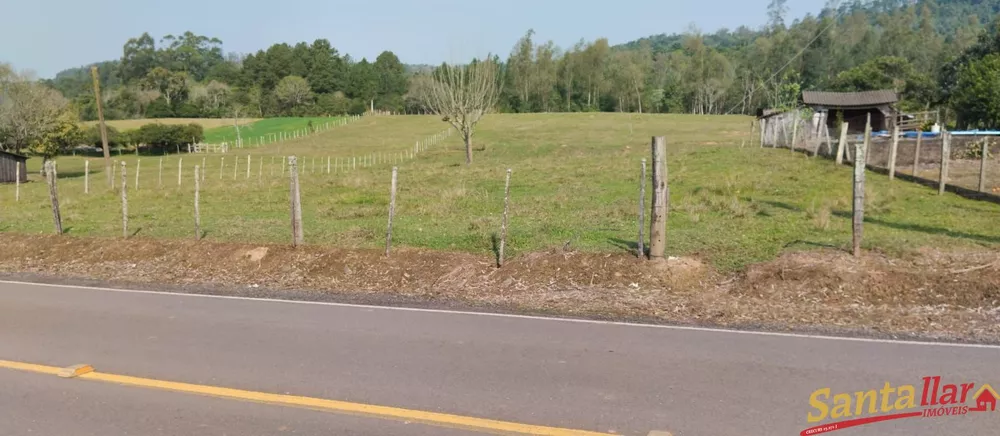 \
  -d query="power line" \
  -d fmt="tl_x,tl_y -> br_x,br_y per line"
725,10 -> 846,115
